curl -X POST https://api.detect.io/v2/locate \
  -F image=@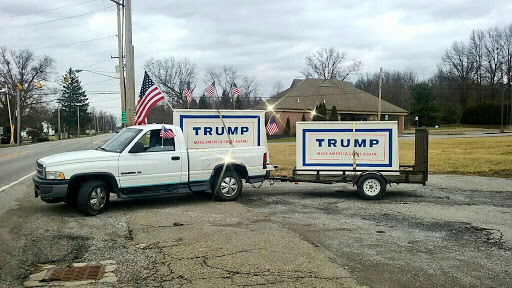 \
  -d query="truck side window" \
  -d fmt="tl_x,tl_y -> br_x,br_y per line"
136,129 -> 175,152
